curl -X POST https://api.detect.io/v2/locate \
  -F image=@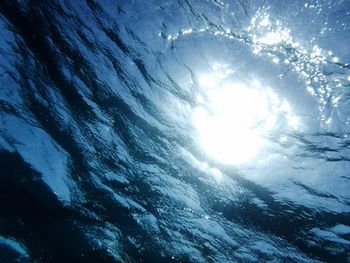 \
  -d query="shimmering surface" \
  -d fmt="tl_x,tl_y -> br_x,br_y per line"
0,0 -> 350,262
